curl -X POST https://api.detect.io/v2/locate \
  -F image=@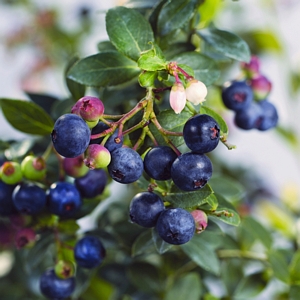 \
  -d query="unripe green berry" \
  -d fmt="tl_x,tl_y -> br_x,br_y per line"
84,144 -> 111,169
21,155 -> 46,181
0,161 -> 23,184
54,260 -> 75,279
